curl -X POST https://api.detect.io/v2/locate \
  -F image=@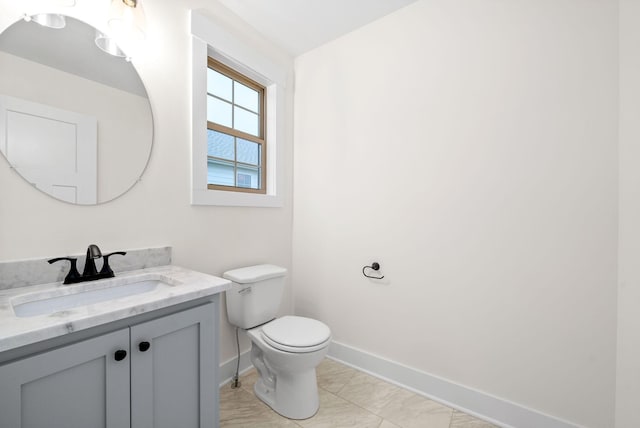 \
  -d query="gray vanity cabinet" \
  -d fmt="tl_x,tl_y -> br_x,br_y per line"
130,302 -> 215,428
0,328 -> 131,428
0,302 -> 216,428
